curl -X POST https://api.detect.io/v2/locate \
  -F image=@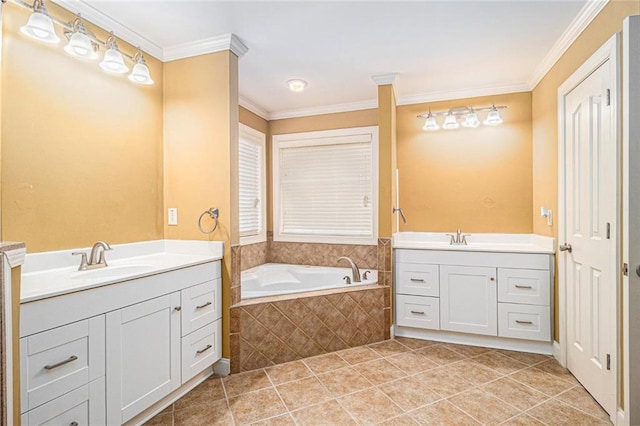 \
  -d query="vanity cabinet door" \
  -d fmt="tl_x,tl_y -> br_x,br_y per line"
106,292 -> 181,425
440,265 -> 498,336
